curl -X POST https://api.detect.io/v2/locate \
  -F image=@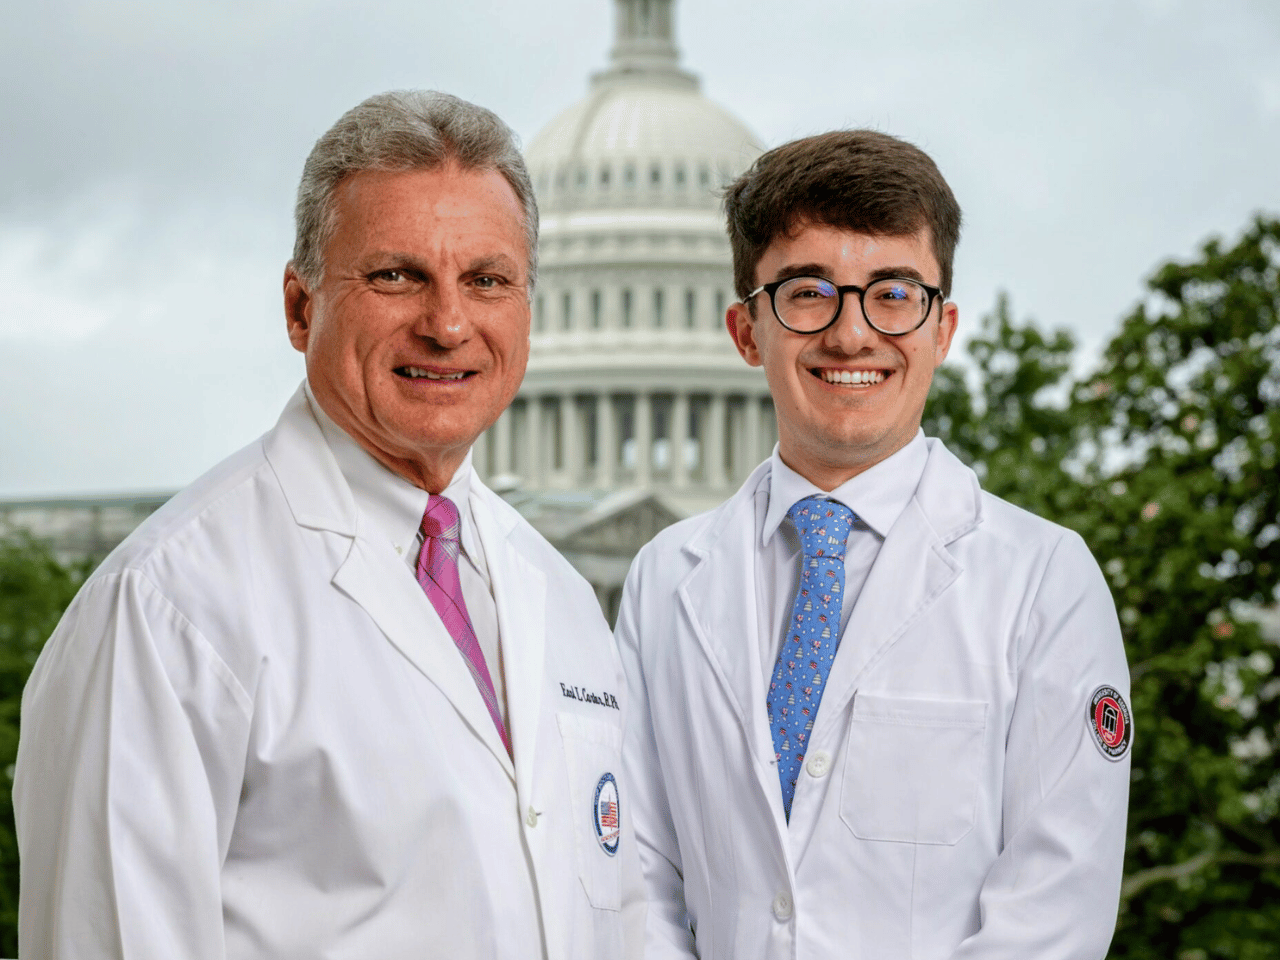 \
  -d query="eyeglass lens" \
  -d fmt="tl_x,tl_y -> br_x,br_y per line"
774,277 -> 929,333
